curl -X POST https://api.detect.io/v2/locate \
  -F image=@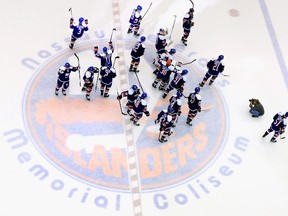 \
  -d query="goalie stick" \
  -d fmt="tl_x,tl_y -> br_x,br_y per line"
116,88 -> 128,115
74,53 -> 81,86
